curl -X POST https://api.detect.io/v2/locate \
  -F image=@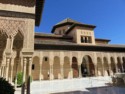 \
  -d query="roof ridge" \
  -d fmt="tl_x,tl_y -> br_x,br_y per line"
56,18 -> 82,25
